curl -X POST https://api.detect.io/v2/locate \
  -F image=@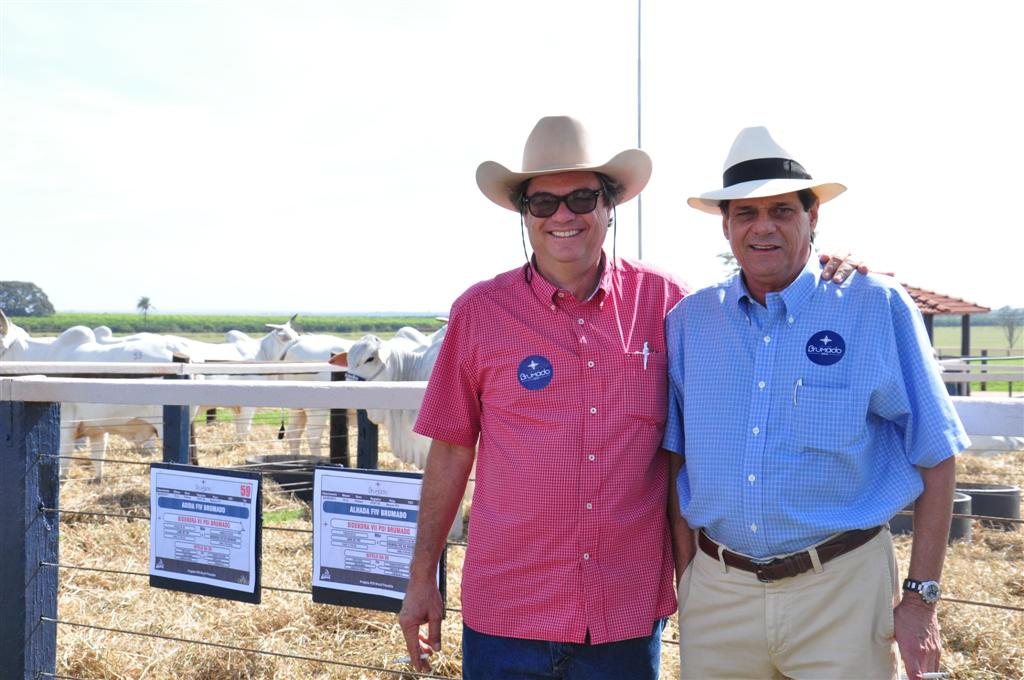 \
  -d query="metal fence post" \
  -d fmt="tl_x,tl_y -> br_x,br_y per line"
356,410 -> 378,470
163,361 -> 193,464
329,369 -> 349,467
0,400 -> 60,680
980,349 -> 988,392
